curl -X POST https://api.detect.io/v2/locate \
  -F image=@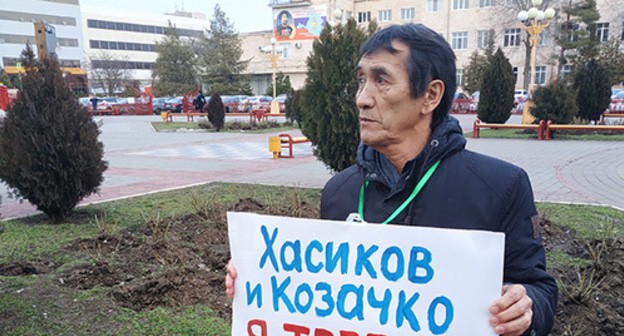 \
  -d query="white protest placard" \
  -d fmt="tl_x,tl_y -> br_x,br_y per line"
228,212 -> 504,336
